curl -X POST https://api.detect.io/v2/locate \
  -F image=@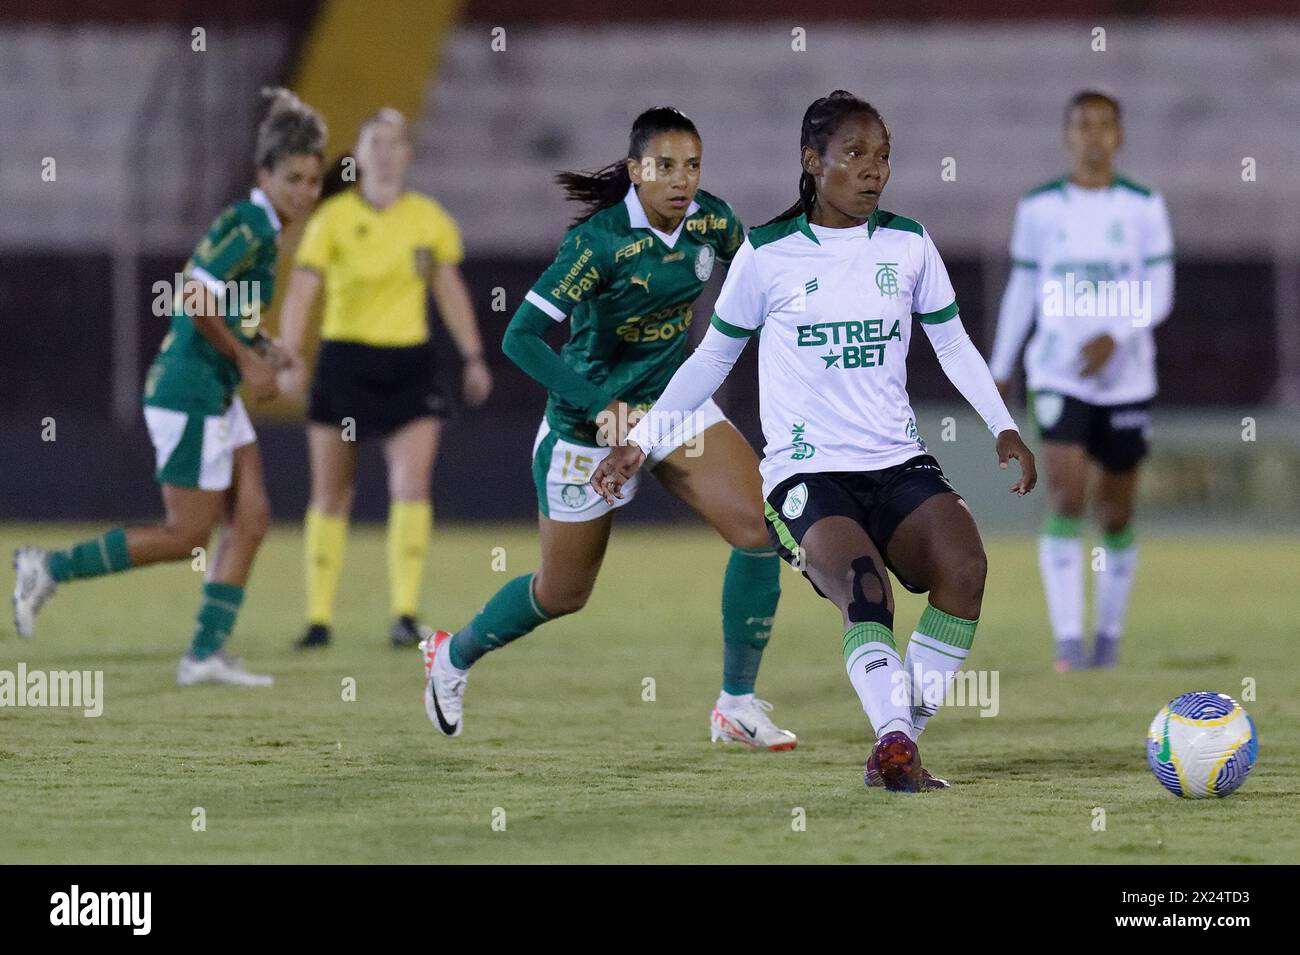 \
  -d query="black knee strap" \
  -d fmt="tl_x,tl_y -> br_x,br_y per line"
847,555 -> 893,628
